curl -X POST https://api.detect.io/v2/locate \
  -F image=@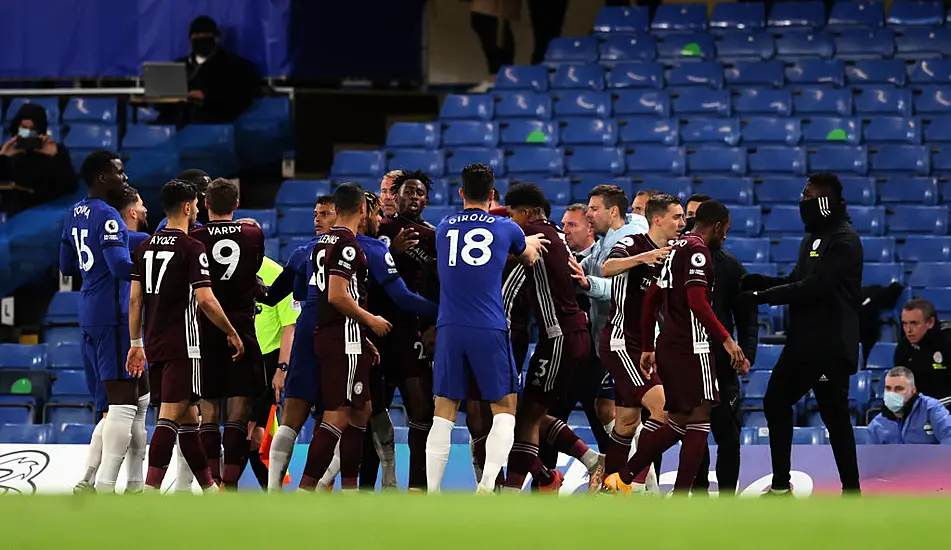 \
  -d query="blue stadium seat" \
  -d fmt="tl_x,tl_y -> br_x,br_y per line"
914,86 -> 951,115
933,146 -> 951,173
800,116 -> 859,145
176,124 -> 237,175
593,6 -> 651,34
533,178 -> 571,206
563,146 -> 624,175
715,31 -> 775,61
122,125 -> 175,149
599,34 -> 656,64
923,115 -> 951,142
785,59 -> 845,87
275,207 -> 316,237
43,327 -> 82,348
680,118 -> 740,145
44,291 -> 79,325
850,206 -> 886,235
852,426 -> 872,445
426,206 -> 456,224
617,118 -> 677,145
429,179 -> 451,206
652,3 -> 708,32
275,180 -> 332,207
741,371 -> 771,409
724,61 -> 784,88
740,426 -> 762,445
0,424 -> 53,444
385,122 -> 440,149
835,28 -> 895,61
756,344 -> 784,370
918,288 -> 951,318
845,59 -> 906,87
849,371 -> 873,415
863,236 -> 896,263
866,342 -> 896,371
387,149 -> 445,176
0,344 -> 47,369
656,32 -> 716,62
672,89 -> 731,117
265,237 -> 279,259
732,88 -> 792,116
64,124 -> 117,151
756,177 -> 802,206
808,145 -> 868,175
864,117 -> 920,145
908,59 -> 951,85
642,176 -> 693,202
667,61 -> 724,89
551,91 -> 610,118
878,177 -> 938,205
504,147 -> 564,177
771,236 -> 801,263
57,423 -> 96,444
52,369 -> 90,397
441,121 -> 498,148
765,205 -> 804,234
559,118 -> 617,146
498,120 -> 556,147
792,427 -> 825,445
124,149 -> 179,186
330,150 -> 384,177
768,1 -> 826,29
687,146 -> 747,175
869,145 -> 930,175
839,176 -> 876,206
128,104 -> 159,124
5,97 -> 59,123
0,406 -> 32,424
748,146 -> 806,174
728,205 -> 763,236
697,176 -> 754,205
544,37 -> 599,64
900,235 -> 951,262
828,1 -> 884,28
726,237 -> 769,263
606,62 -> 664,89
741,117 -> 800,146
794,87 -> 852,116
439,94 -> 494,121
63,98 -> 117,123
711,2 -> 766,31
774,30 -> 834,60
49,343 -> 82,370
445,148 -> 505,177
551,64 -> 605,91
279,236 -> 312,265
889,205 -> 948,235
863,263 -> 905,286
743,411 -> 768,428
624,146 -> 686,175
45,405 -> 94,426
495,65 -> 549,92
888,0 -> 944,27
854,87 -> 912,117
570,176 -> 632,203
613,90 -> 670,117
233,209 -> 277,238
909,262 -> 951,287
895,28 -> 951,59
